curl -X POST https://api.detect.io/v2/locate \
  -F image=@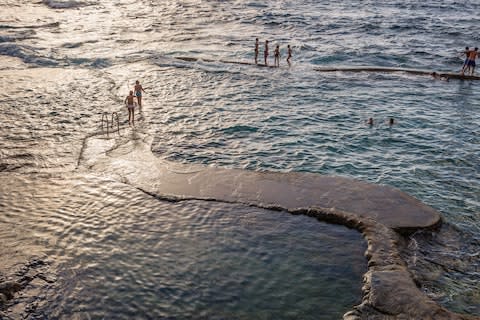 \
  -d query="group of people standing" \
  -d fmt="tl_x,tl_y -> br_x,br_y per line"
255,38 -> 292,67
120,46 -> 478,127
460,47 -> 478,75
124,80 -> 146,126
